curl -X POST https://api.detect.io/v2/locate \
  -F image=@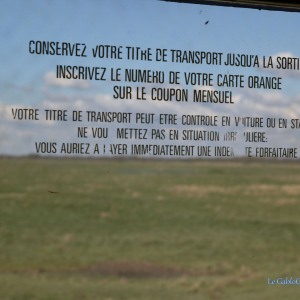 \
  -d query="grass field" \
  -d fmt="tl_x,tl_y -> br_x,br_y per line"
1,157 -> 300,299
